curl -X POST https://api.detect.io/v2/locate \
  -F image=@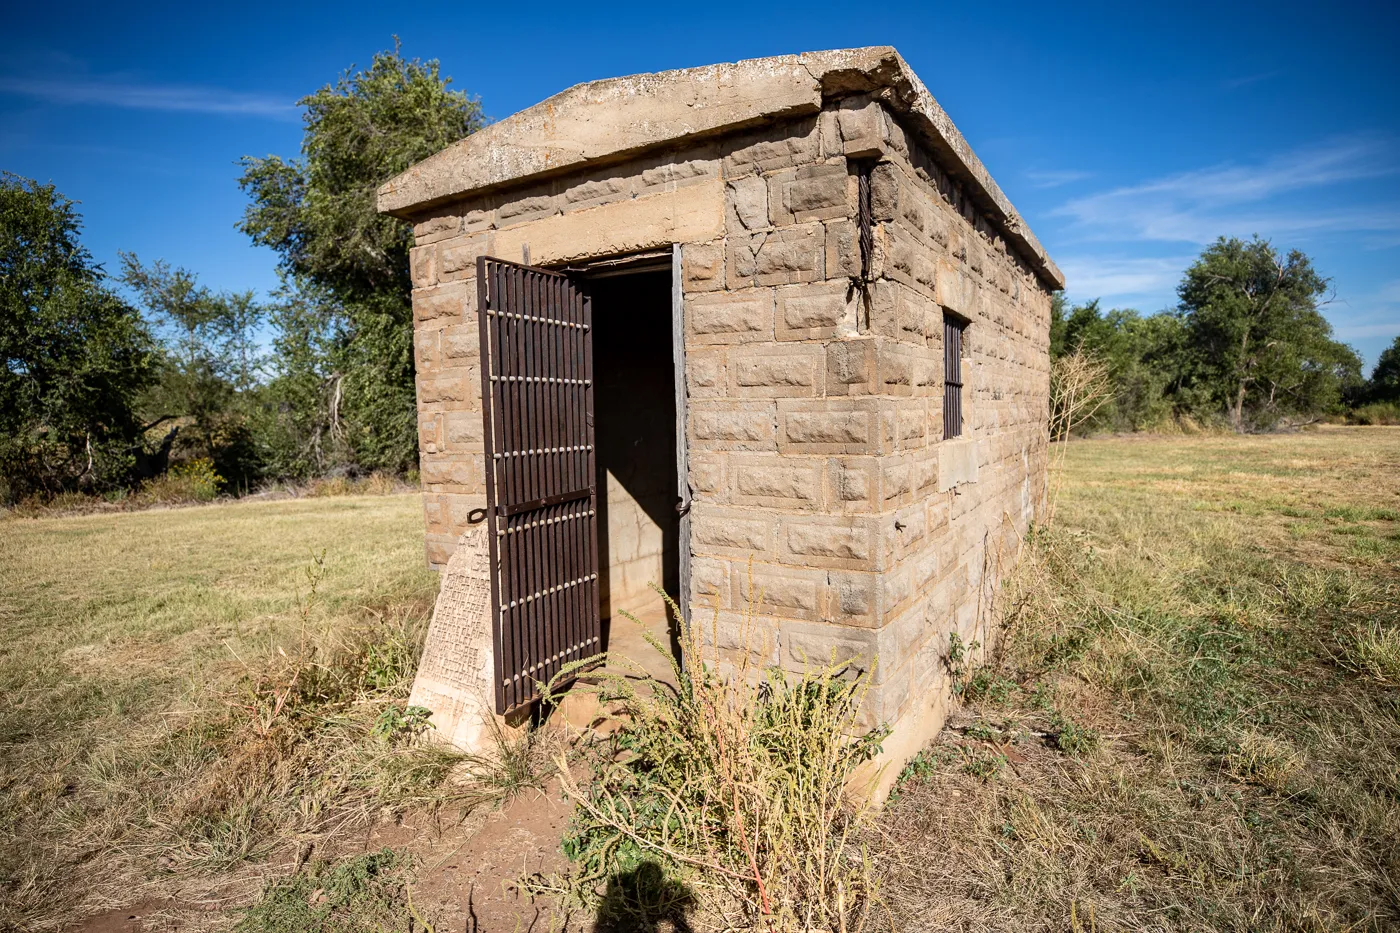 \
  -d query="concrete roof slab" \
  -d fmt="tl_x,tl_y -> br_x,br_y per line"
377,47 -> 1063,290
